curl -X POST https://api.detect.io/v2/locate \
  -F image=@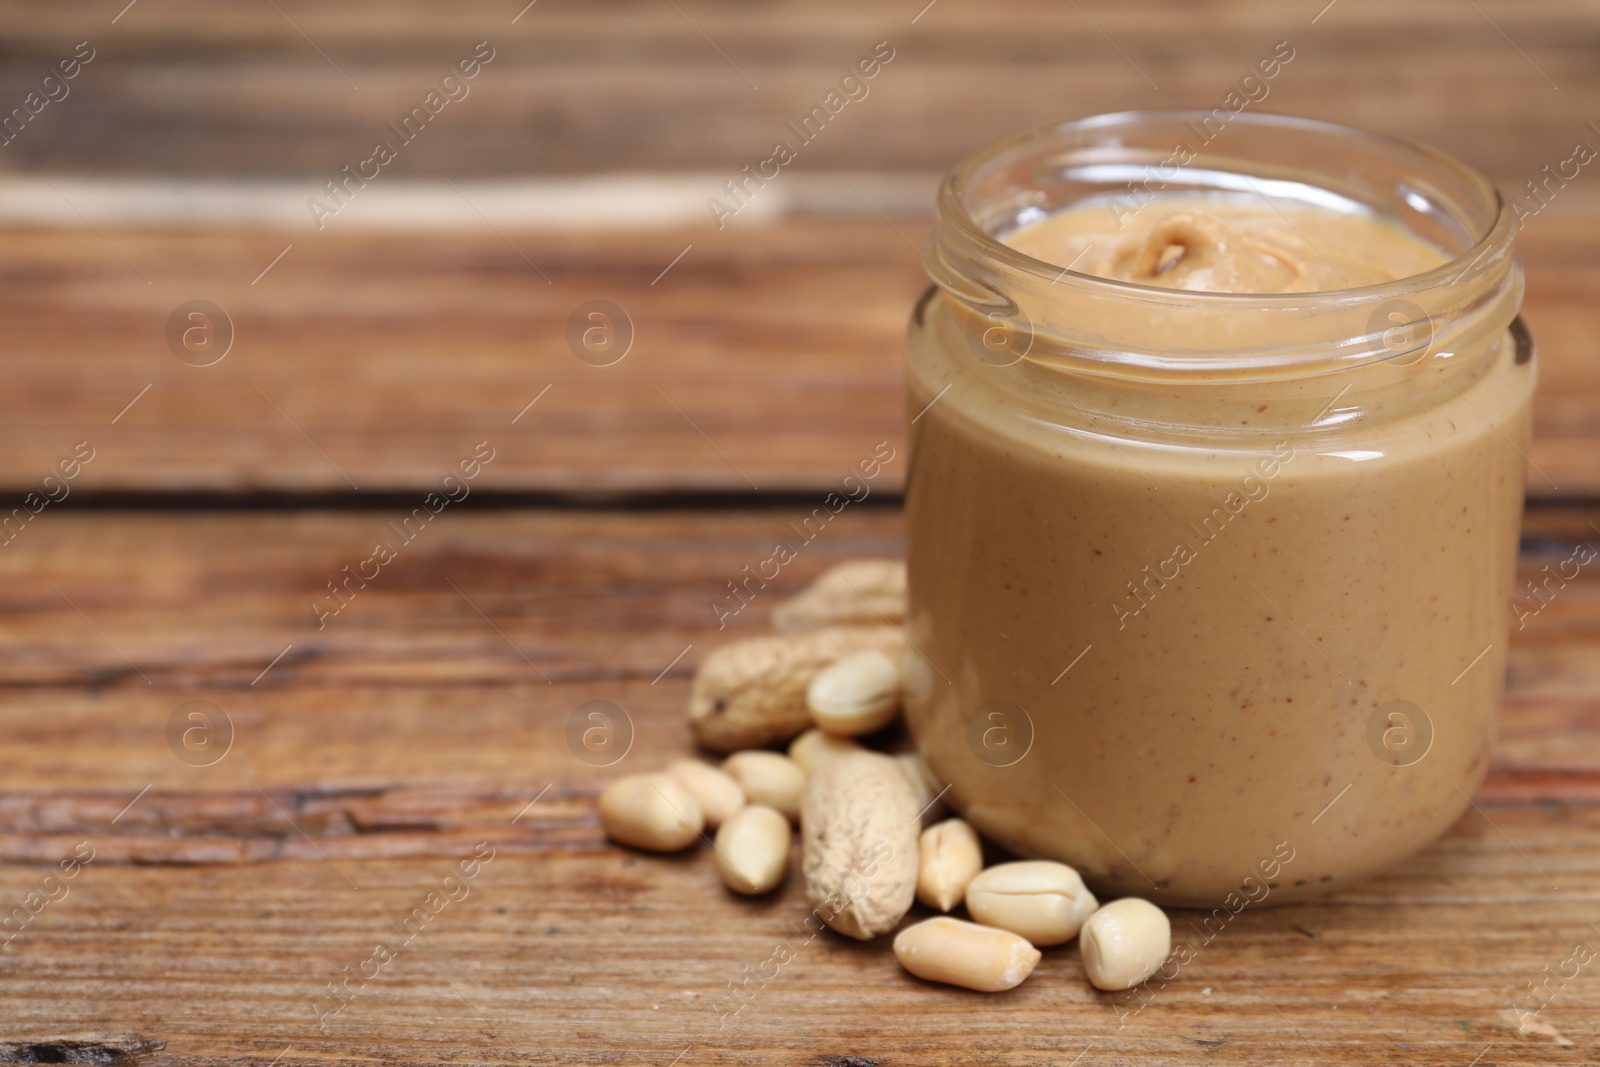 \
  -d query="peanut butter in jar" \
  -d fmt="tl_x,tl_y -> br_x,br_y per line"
903,113 -> 1533,907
